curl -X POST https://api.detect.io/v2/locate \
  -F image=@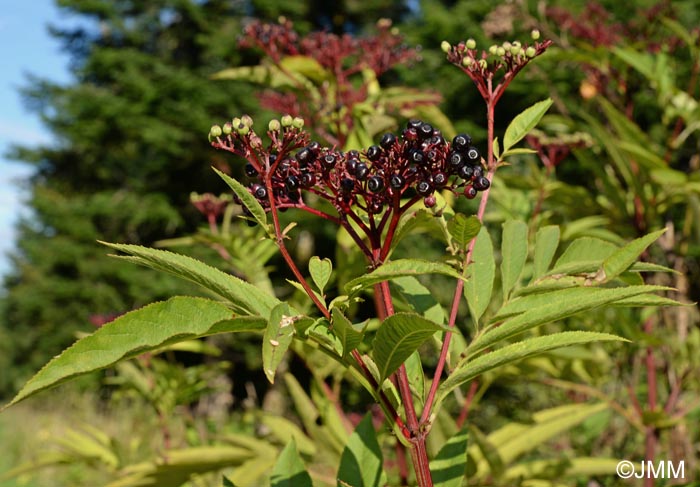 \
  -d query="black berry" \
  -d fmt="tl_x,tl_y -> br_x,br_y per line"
474,176 -> 490,191
380,133 -> 396,149
390,174 -> 405,190
368,176 -> 385,193
418,123 -> 433,139
301,172 -> 315,188
433,172 -> 447,187
416,180 -> 432,196
245,163 -> 258,177
472,166 -> 483,179
341,177 -> 355,192
322,153 -> 337,167
407,119 -> 423,130
253,185 -> 267,200
355,163 -> 369,180
285,175 -> 299,191
367,145 -> 381,161
464,185 -> 477,199
409,149 -> 425,165
466,147 -> 480,162
449,152 -> 463,167
452,134 -> 472,152
458,164 -> 474,180
296,147 -> 314,164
